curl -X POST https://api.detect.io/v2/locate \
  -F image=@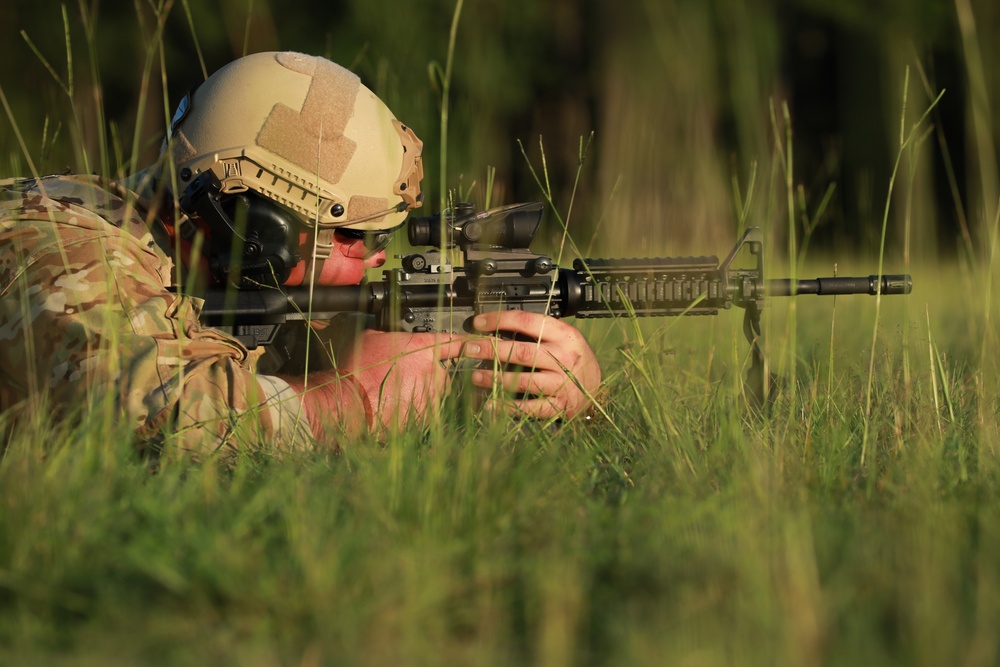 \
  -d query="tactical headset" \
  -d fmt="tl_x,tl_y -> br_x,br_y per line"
179,170 -> 301,289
